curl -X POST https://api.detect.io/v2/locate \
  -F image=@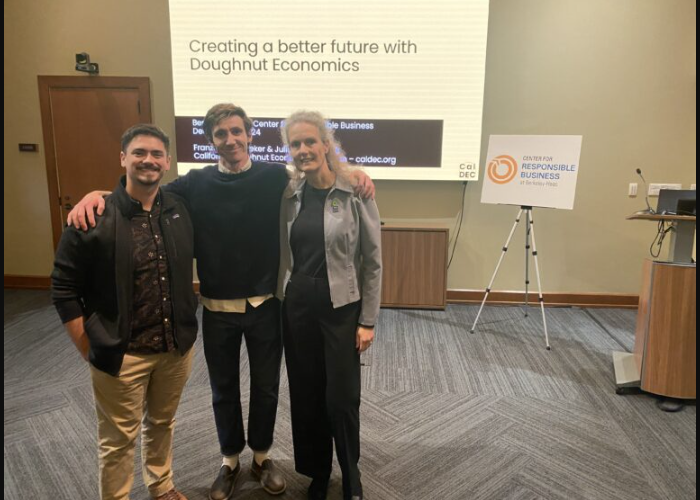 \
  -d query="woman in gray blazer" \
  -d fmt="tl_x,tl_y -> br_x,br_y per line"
277,110 -> 382,500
